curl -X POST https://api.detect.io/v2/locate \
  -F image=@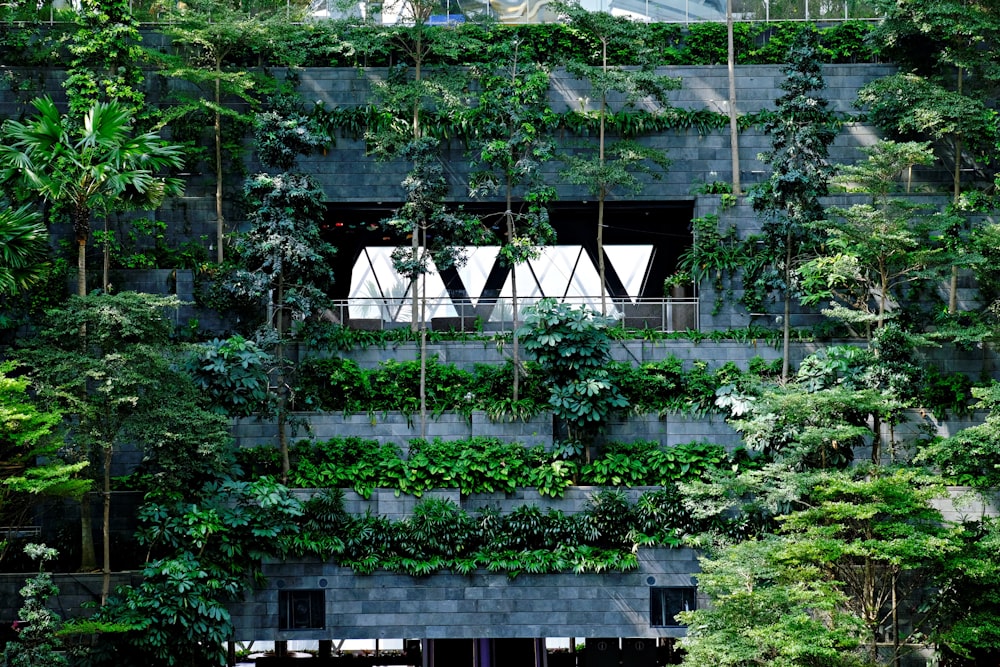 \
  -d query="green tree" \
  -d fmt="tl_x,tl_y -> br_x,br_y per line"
0,363 -> 88,564
0,97 -> 184,297
89,477 -> 304,667
862,0 -> 1000,312
2,544 -> 68,667
778,467 -> 959,665
746,28 -> 837,381
17,292 -> 233,600
64,0 -> 146,117
228,99 -> 337,482
798,141 -> 941,336
518,299 -> 628,462
0,204 -> 47,296
926,518 -> 1000,665
358,0 -> 488,437
683,466 -> 961,667
558,1 -> 680,315
161,0 -> 309,263
916,381 -> 1000,490
468,38 -> 557,402
678,537 -> 868,667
